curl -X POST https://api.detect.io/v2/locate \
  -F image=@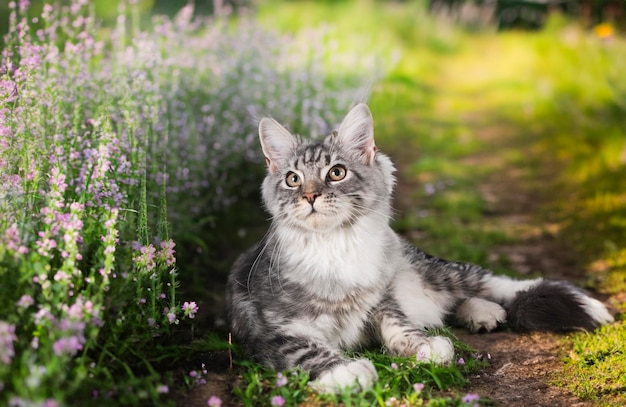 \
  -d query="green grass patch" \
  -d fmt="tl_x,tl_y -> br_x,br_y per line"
561,322 -> 626,404
232,328 -> 488,407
